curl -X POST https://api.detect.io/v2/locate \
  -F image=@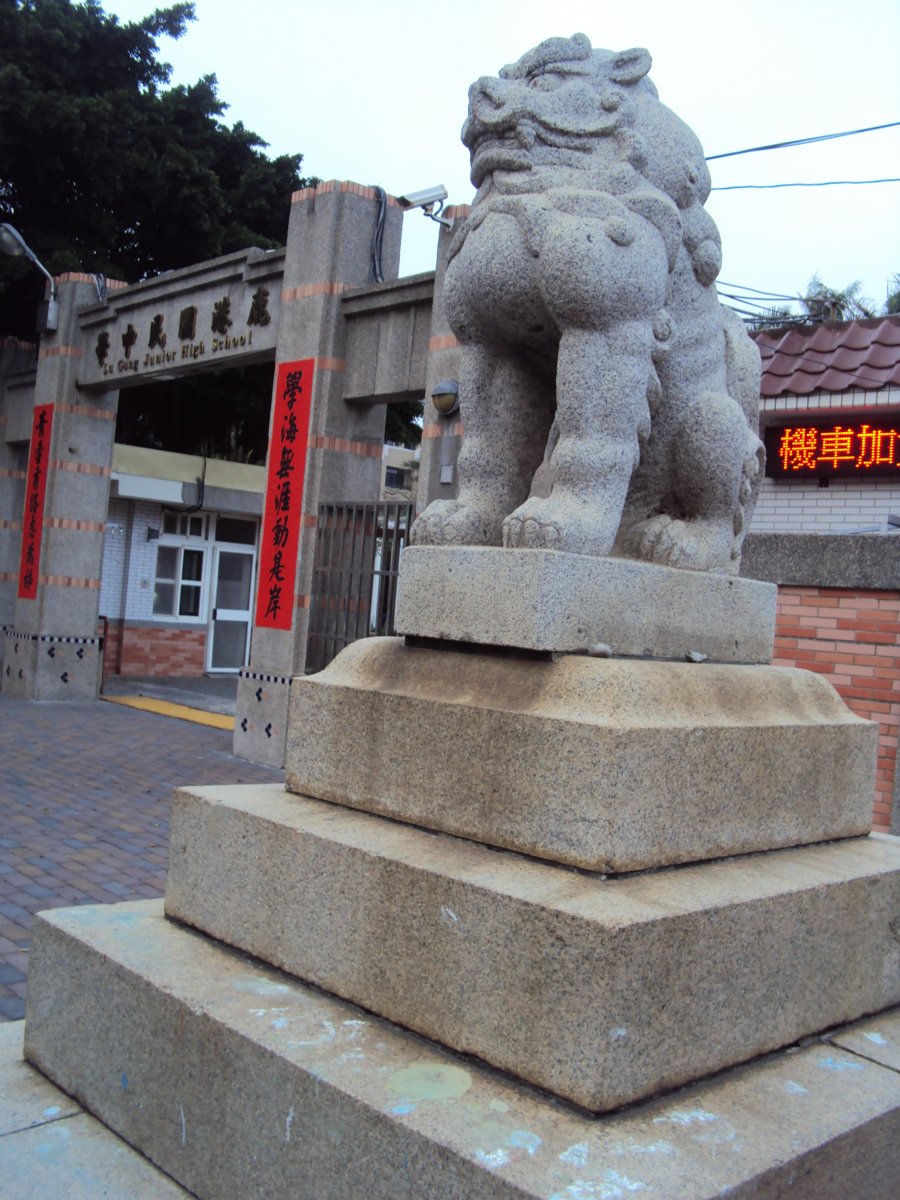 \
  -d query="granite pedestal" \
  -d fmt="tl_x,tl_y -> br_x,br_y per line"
285,637 -> 875,873
24,901 -> 900,1200
395,546 -> 776,663
23,542 -> 900,1193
